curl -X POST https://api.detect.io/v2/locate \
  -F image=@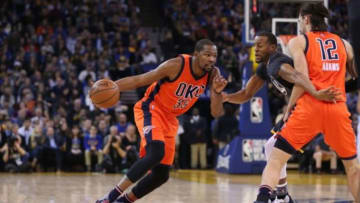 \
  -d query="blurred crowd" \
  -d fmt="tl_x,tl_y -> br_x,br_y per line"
0,0 -> 147,173
0,0 -> 356,174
